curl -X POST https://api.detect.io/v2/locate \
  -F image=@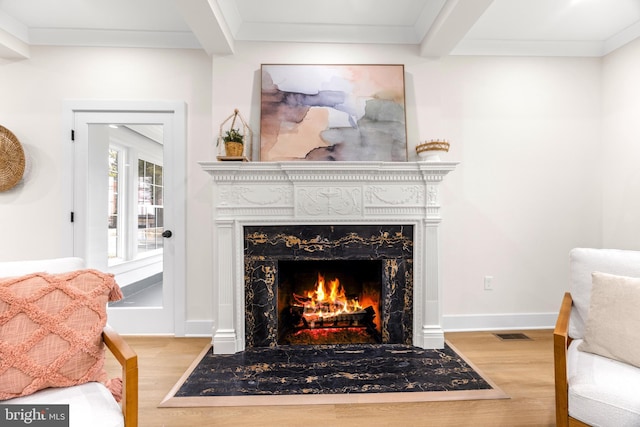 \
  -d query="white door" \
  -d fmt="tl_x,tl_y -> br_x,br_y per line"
66,101 -> 186,335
